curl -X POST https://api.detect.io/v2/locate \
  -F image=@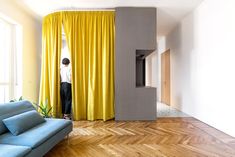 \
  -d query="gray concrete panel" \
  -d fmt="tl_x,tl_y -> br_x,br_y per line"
115,7 -> 157,120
